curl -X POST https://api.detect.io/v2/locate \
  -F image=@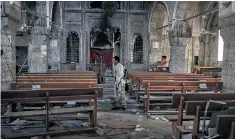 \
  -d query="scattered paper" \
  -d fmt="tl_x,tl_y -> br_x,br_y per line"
135,127 -> 146,132
32,85 -> 40,90
67,101 -> 76,105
